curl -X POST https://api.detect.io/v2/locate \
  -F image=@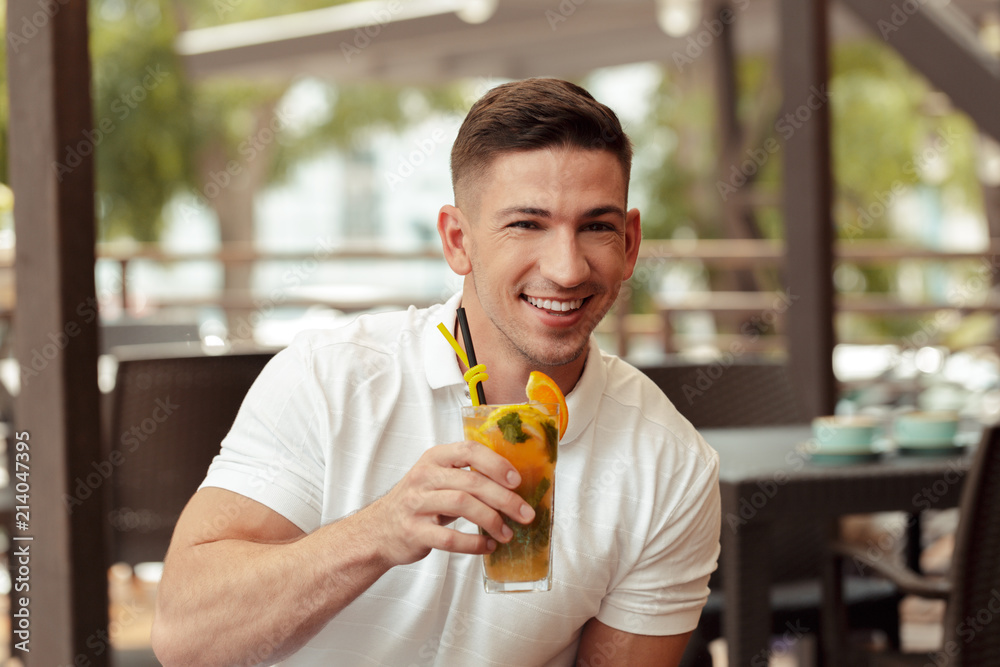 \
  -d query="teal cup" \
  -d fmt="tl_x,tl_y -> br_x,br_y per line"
893,411 -> 958,448
811,415 -> 878,453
